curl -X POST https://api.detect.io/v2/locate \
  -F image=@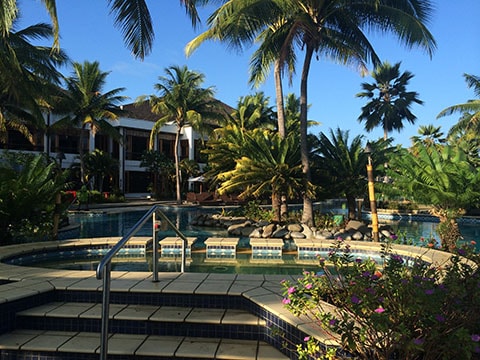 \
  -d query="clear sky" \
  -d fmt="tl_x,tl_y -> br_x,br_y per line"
18,0 -> 479,146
